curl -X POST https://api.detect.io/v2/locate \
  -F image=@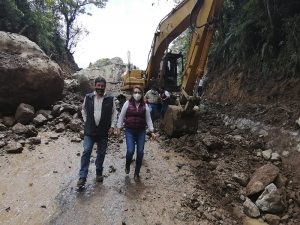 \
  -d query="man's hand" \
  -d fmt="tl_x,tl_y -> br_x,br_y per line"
108,127 -> 114,136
